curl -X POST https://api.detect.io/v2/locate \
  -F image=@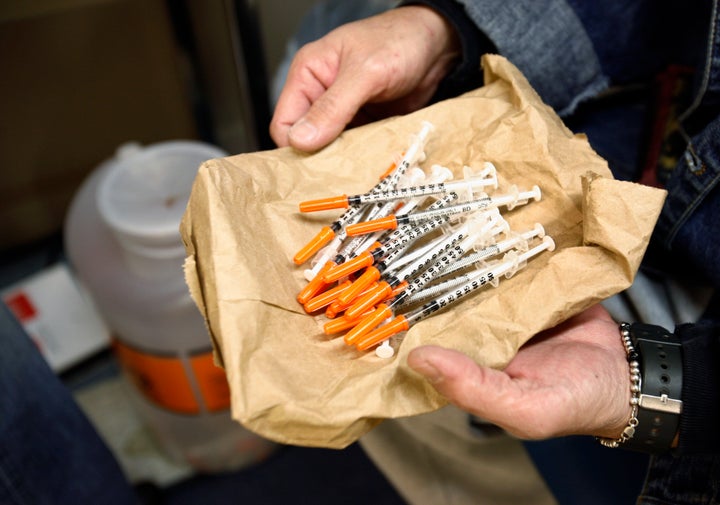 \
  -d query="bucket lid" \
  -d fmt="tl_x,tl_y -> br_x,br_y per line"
97,141 -> 226,259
